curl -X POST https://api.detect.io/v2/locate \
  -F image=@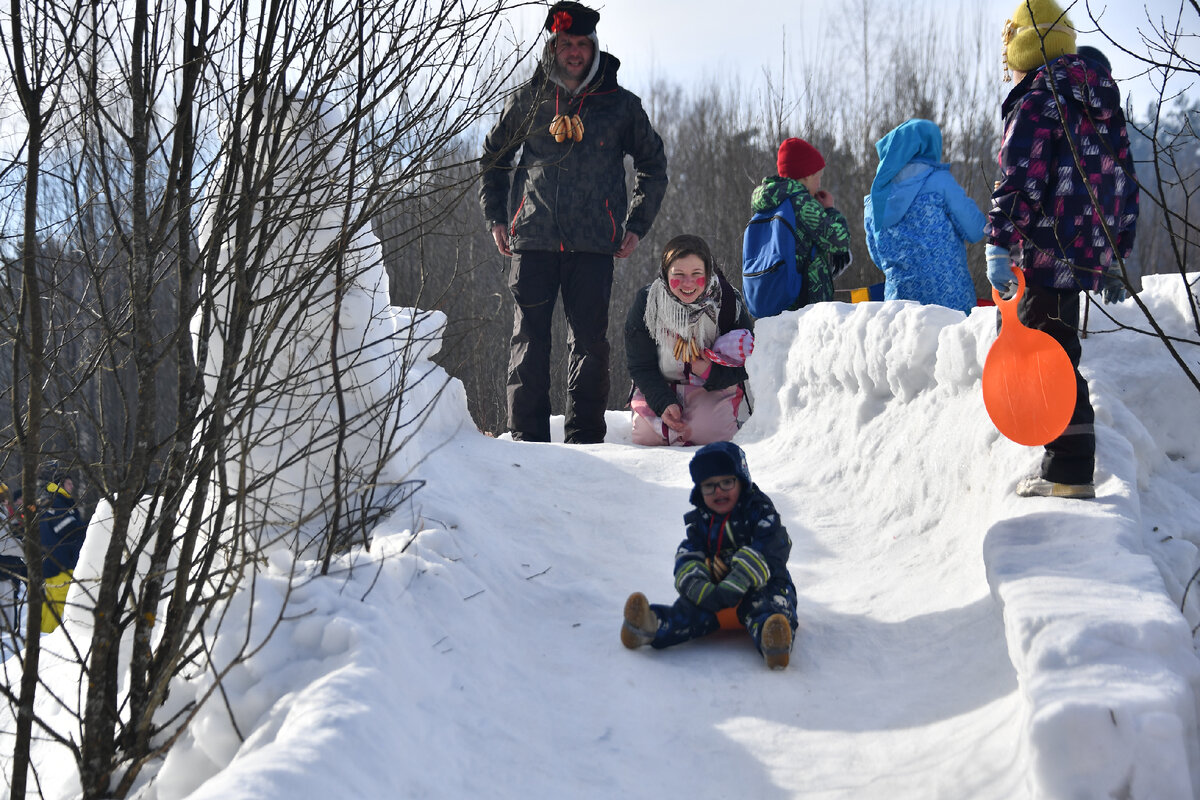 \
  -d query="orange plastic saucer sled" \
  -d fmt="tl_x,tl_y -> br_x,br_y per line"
981,267 -> 1077,447
716,607 -> 742,630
